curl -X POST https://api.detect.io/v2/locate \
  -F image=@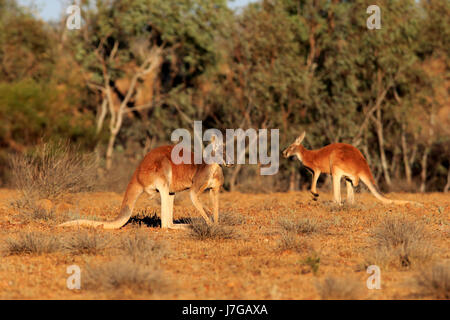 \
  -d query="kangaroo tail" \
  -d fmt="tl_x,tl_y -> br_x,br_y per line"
360,174 -> 414,205
58,175 -> 144,230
